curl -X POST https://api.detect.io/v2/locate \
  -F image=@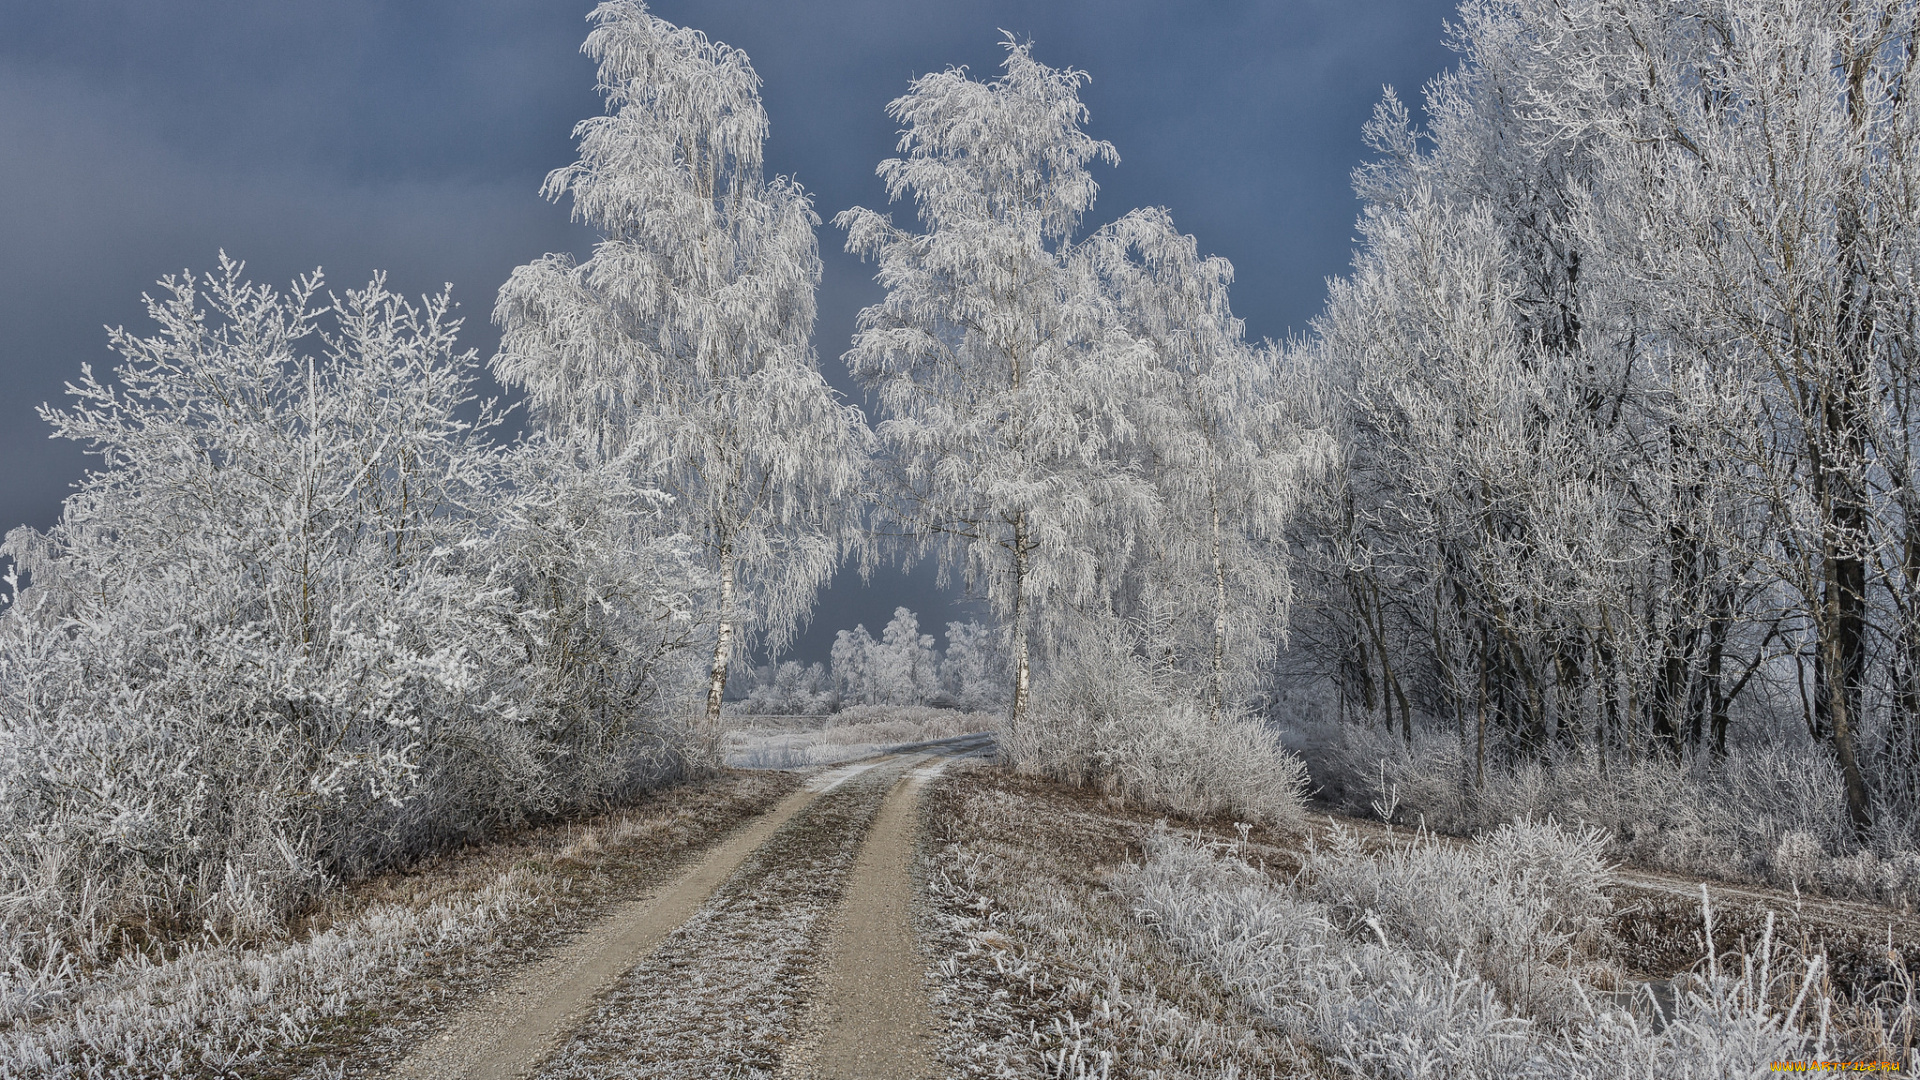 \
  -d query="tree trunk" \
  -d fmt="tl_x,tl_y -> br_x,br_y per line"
1010,515 -> 1031,730
704,542 -> 735,732
1706,607 -> 1729,758
1208,494 -> 1227,724
1361,576 -> 1411,743
1475,633 -> 1490,790
1820,32 -> 1877,836
1897,523 -> 1920,795
1824,554 -> 1874,834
